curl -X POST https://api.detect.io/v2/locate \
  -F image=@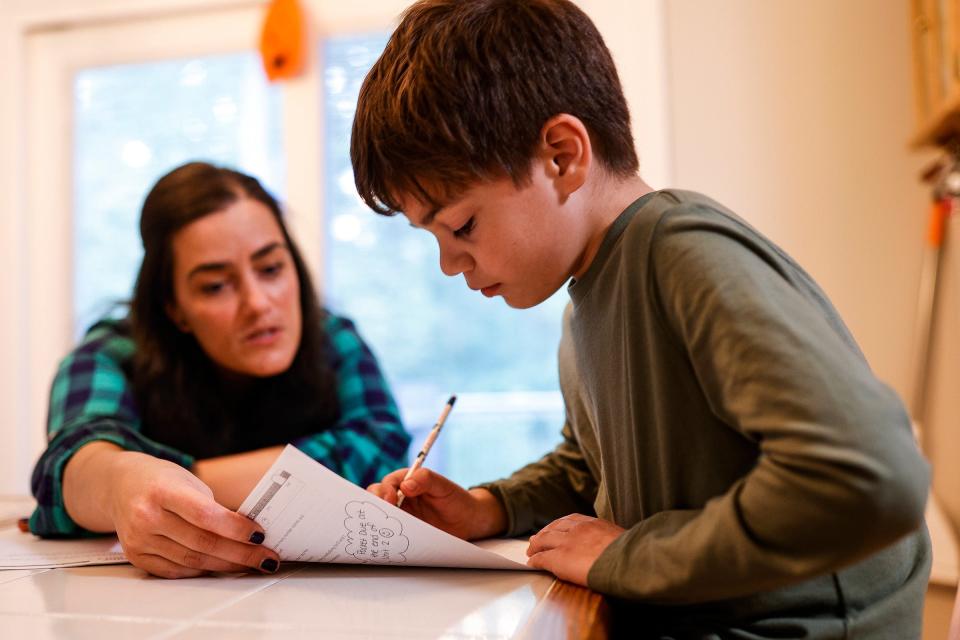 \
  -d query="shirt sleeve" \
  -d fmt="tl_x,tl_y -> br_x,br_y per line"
29,323 -> 195,537
587,206 -> 930,603
480,418 -> 598,536
292,313 -> 411,487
